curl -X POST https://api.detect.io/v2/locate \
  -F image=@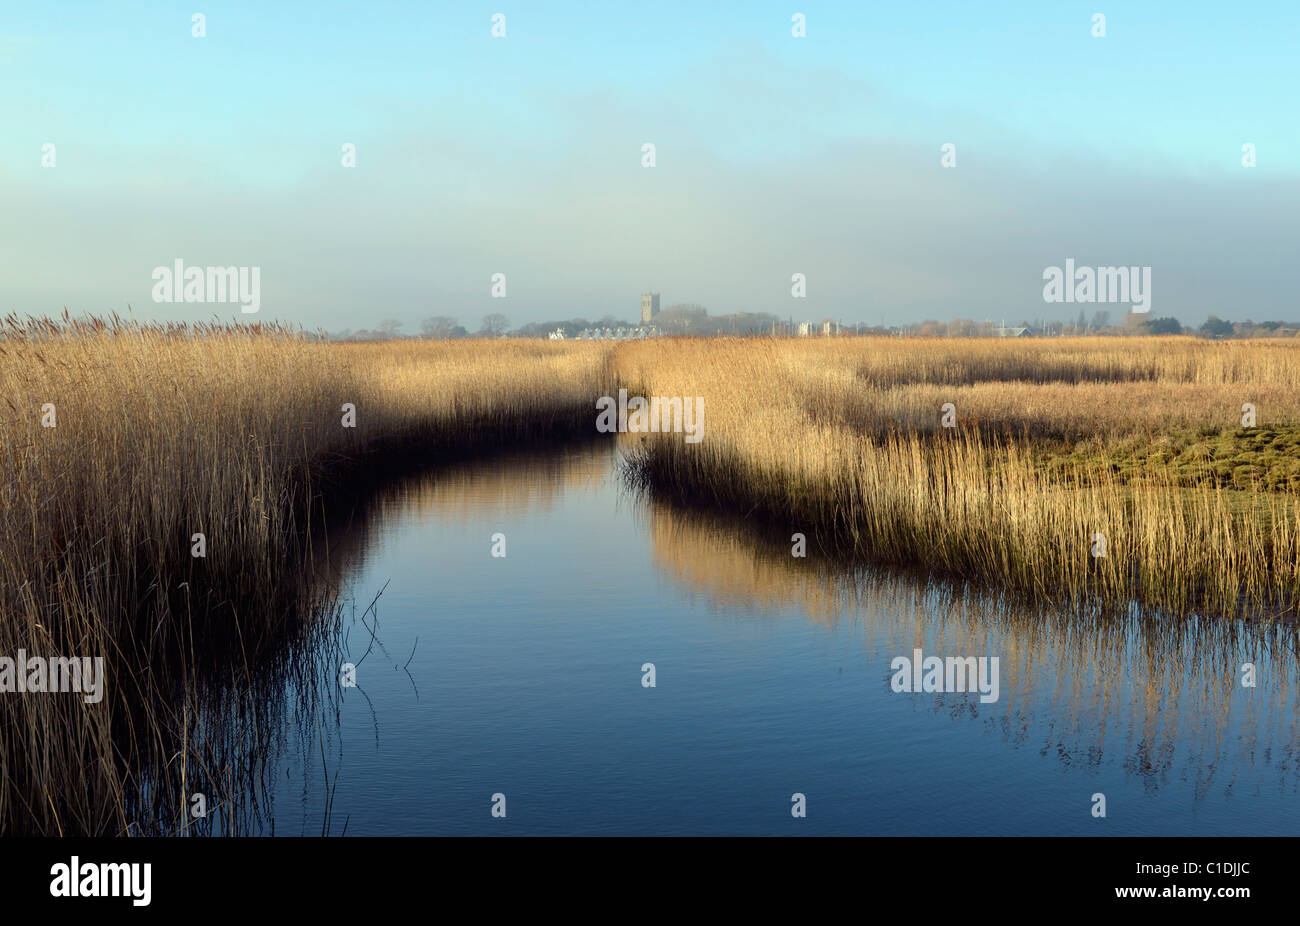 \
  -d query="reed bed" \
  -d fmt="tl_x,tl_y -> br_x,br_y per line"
615,336 -> 1300,620
0,315 -> 612,834
640,489 -> 1300,790
7,322 -> 1300,833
